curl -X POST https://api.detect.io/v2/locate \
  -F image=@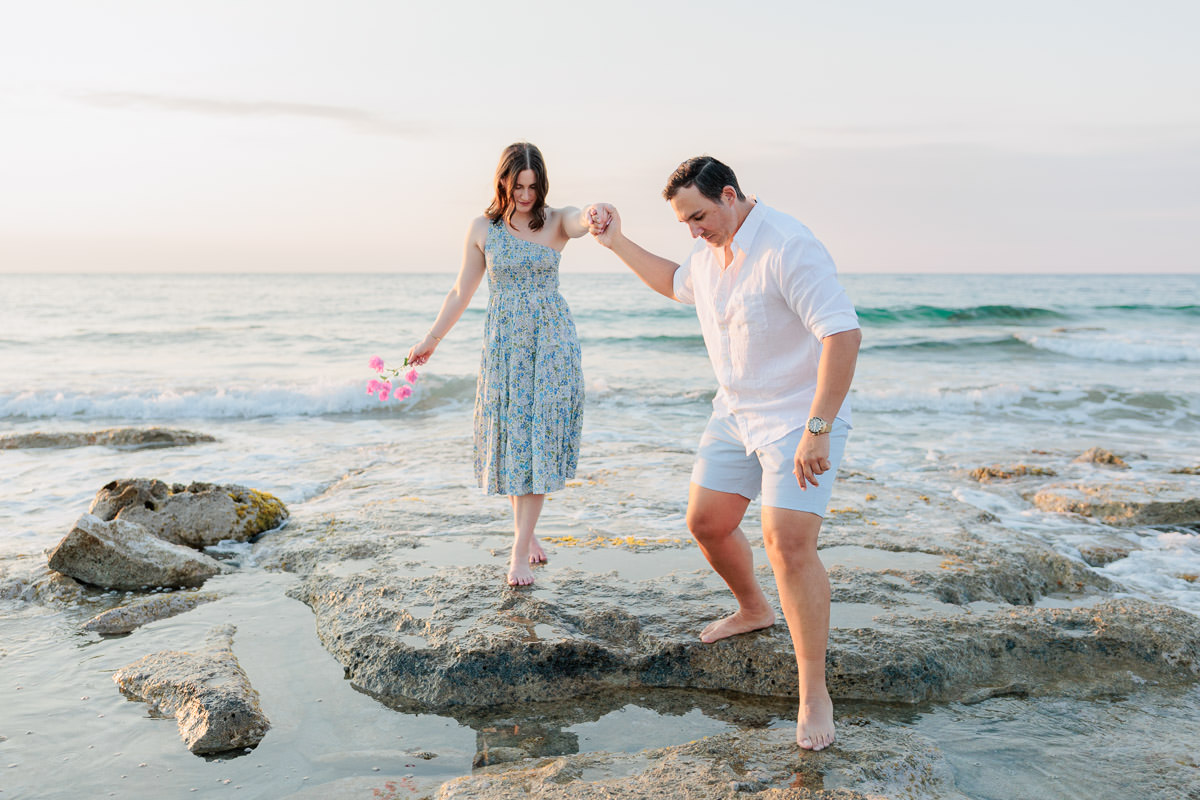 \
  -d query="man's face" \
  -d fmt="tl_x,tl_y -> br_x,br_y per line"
669,185 -> 738,249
